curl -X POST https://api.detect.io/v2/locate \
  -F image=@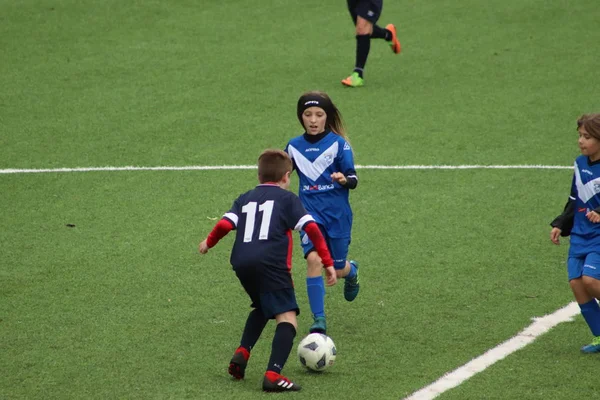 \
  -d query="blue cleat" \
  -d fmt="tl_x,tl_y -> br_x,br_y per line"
581,336 -> 600,353
309,316 -> 327,334
344,260 -> 360,302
